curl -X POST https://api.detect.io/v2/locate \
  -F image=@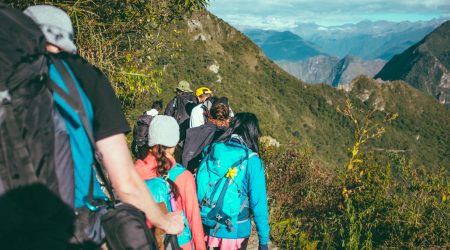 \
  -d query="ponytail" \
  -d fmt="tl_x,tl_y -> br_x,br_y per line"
152,144 -> 180,199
